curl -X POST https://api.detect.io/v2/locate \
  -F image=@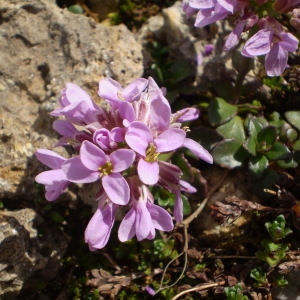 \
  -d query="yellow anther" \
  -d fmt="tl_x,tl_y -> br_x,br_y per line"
145,143 -> 159,162
98,161 -> 113,176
